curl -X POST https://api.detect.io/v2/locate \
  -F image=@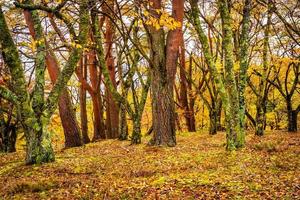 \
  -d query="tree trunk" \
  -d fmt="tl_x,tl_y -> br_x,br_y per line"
23,9 -> 82,148
131,116 -> 142,144
104,0 -> 119,139
0,124 -> 17,153
179,35 -> 196,132
217,101 -> 222,131
255,104 -> 265,136
79,57 -> 90,144
209,109 -> 218,135
189,0 -> 244,150
287,100 -> 298,132
119,103 -> 128,140
87,52 -> 106,141
238,0 -> 252,141
148,0 -> 182,147
218,0 -> 243,149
